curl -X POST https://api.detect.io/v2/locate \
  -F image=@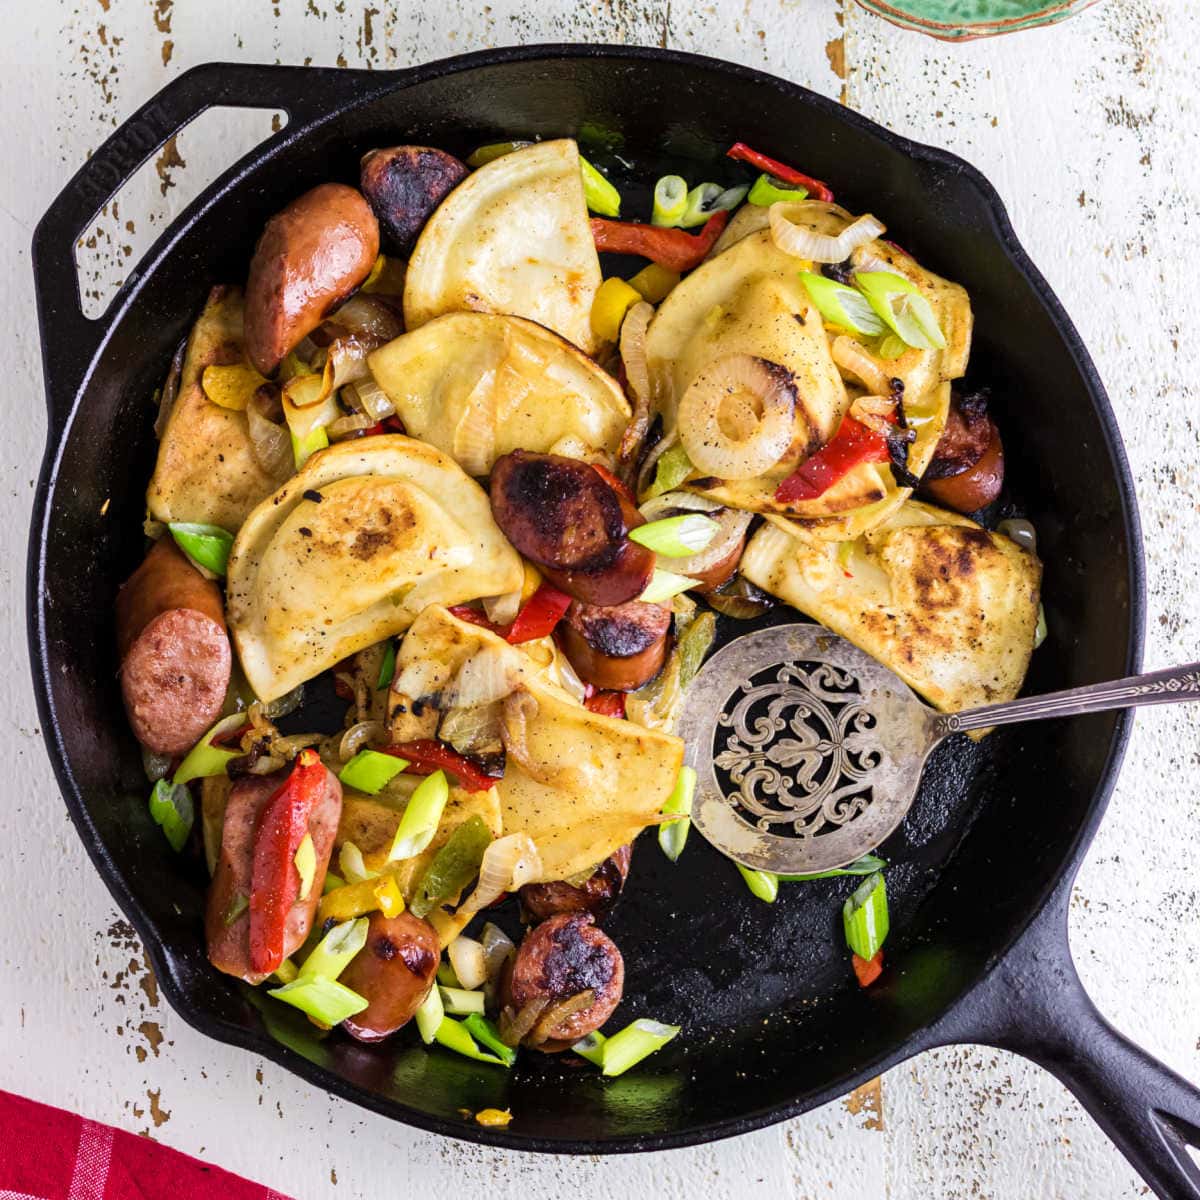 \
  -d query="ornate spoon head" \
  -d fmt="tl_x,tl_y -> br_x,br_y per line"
676,623 -> 939,875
